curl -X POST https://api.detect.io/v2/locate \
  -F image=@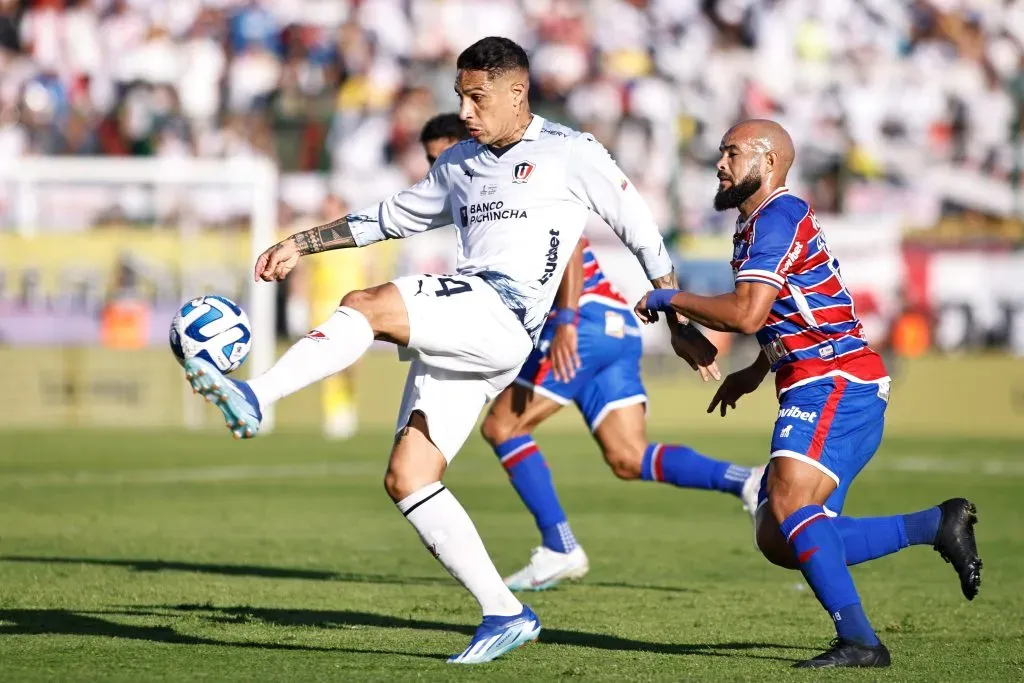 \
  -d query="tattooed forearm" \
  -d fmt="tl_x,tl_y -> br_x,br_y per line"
290,216 -> 356,255
650,270 -> 678,290
650,269 -> 690,325
290,227 -> 322,255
